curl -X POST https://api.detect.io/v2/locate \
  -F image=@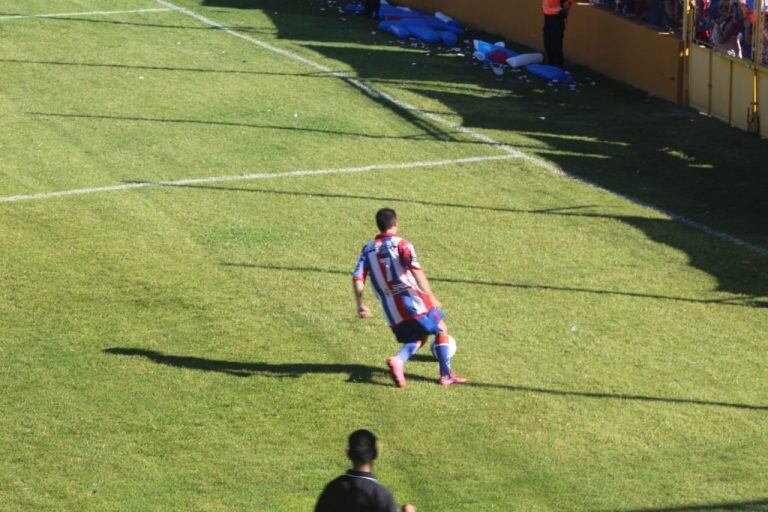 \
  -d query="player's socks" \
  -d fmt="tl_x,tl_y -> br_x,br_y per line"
434,334 -> 452,376
396,341 -> 422,363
